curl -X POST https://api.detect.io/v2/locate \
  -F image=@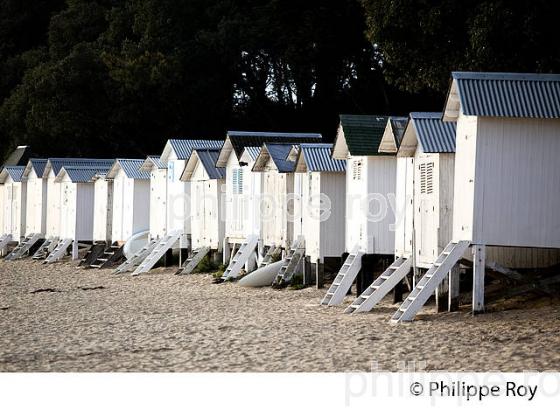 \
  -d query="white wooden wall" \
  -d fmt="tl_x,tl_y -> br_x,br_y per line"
59,178 -> 77,239
0,183 -> 4,236
166,152 -> 190,239
93,178 -> 113,242
111,170 -> 150,242
25,170 -> 47,235
149,168 -> 167,240
453,114 -> 560,268
46,170 -> 62,238
261,169 -> 293,248
190,162 -> 225,250
1,177 -> 26,239
317,172 -> 346,261
394,157 -> 414,258
224,151 -> 262,243
345,155 -> 396,254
